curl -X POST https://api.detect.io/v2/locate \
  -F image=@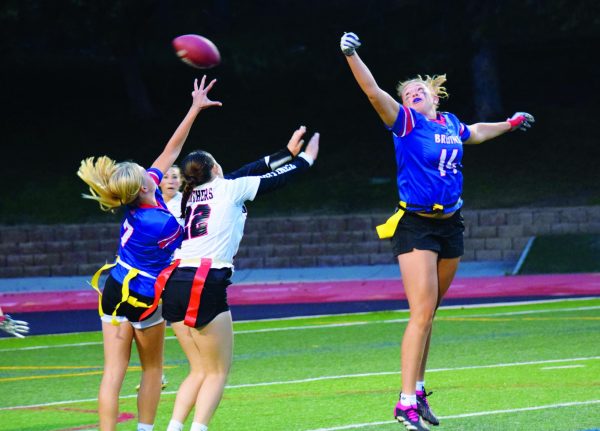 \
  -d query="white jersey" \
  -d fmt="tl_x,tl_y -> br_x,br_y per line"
174,176 -> 260,269
165,192 -> 184,224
